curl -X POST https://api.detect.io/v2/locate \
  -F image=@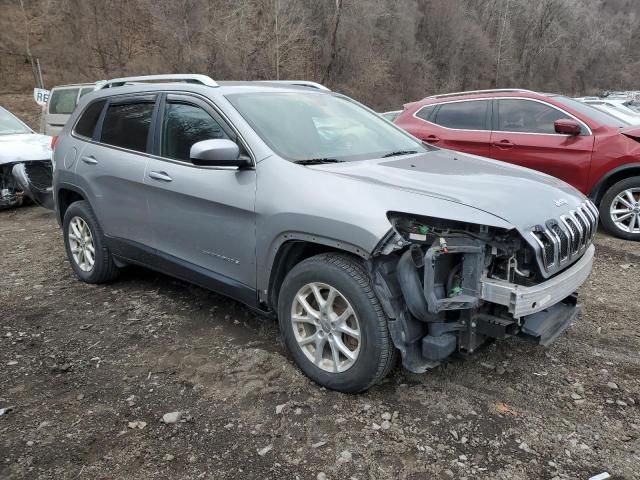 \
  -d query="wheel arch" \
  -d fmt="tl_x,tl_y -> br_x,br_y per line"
589,163 -> 640,206
263,235 -> 370,311
55,183 -> 89,226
